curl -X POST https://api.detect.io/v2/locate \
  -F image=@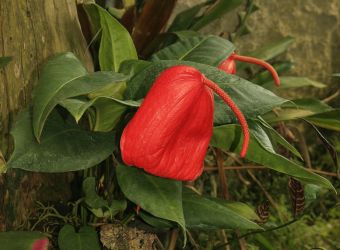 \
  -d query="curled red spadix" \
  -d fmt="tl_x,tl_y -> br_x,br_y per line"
218,52 -> 281,86
120,65 -> 249,181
